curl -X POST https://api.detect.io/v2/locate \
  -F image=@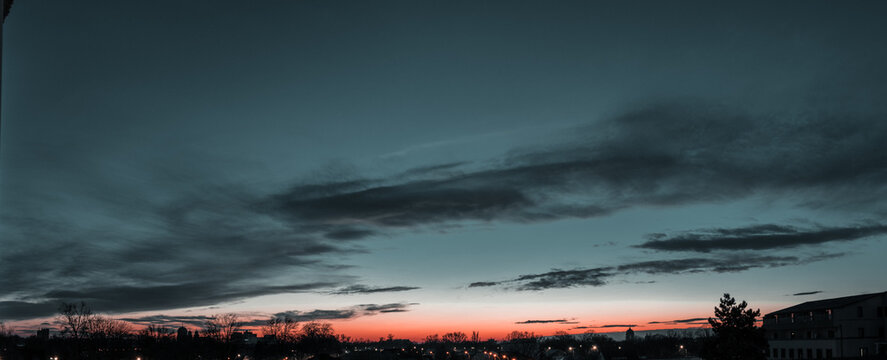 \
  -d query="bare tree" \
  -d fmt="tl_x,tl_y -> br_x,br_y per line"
205,313 -> 242,343
505,331 -> 536,341
503,330 -> 539,359
141,324 -> 173,340
424,333 -> 441,343
296,321 -> 341,356
263,316 -> 299,343
442,331 -> 468,343
57,302 -> 94,340
89,315 -> 132,339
